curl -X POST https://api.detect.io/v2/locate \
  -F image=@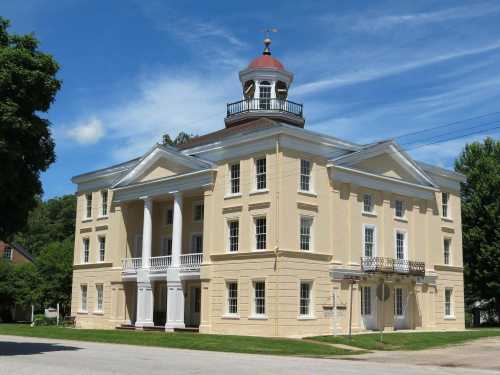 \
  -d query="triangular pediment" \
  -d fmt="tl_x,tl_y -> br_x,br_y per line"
331,141 -> 437,187
112,144 -> 213,188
